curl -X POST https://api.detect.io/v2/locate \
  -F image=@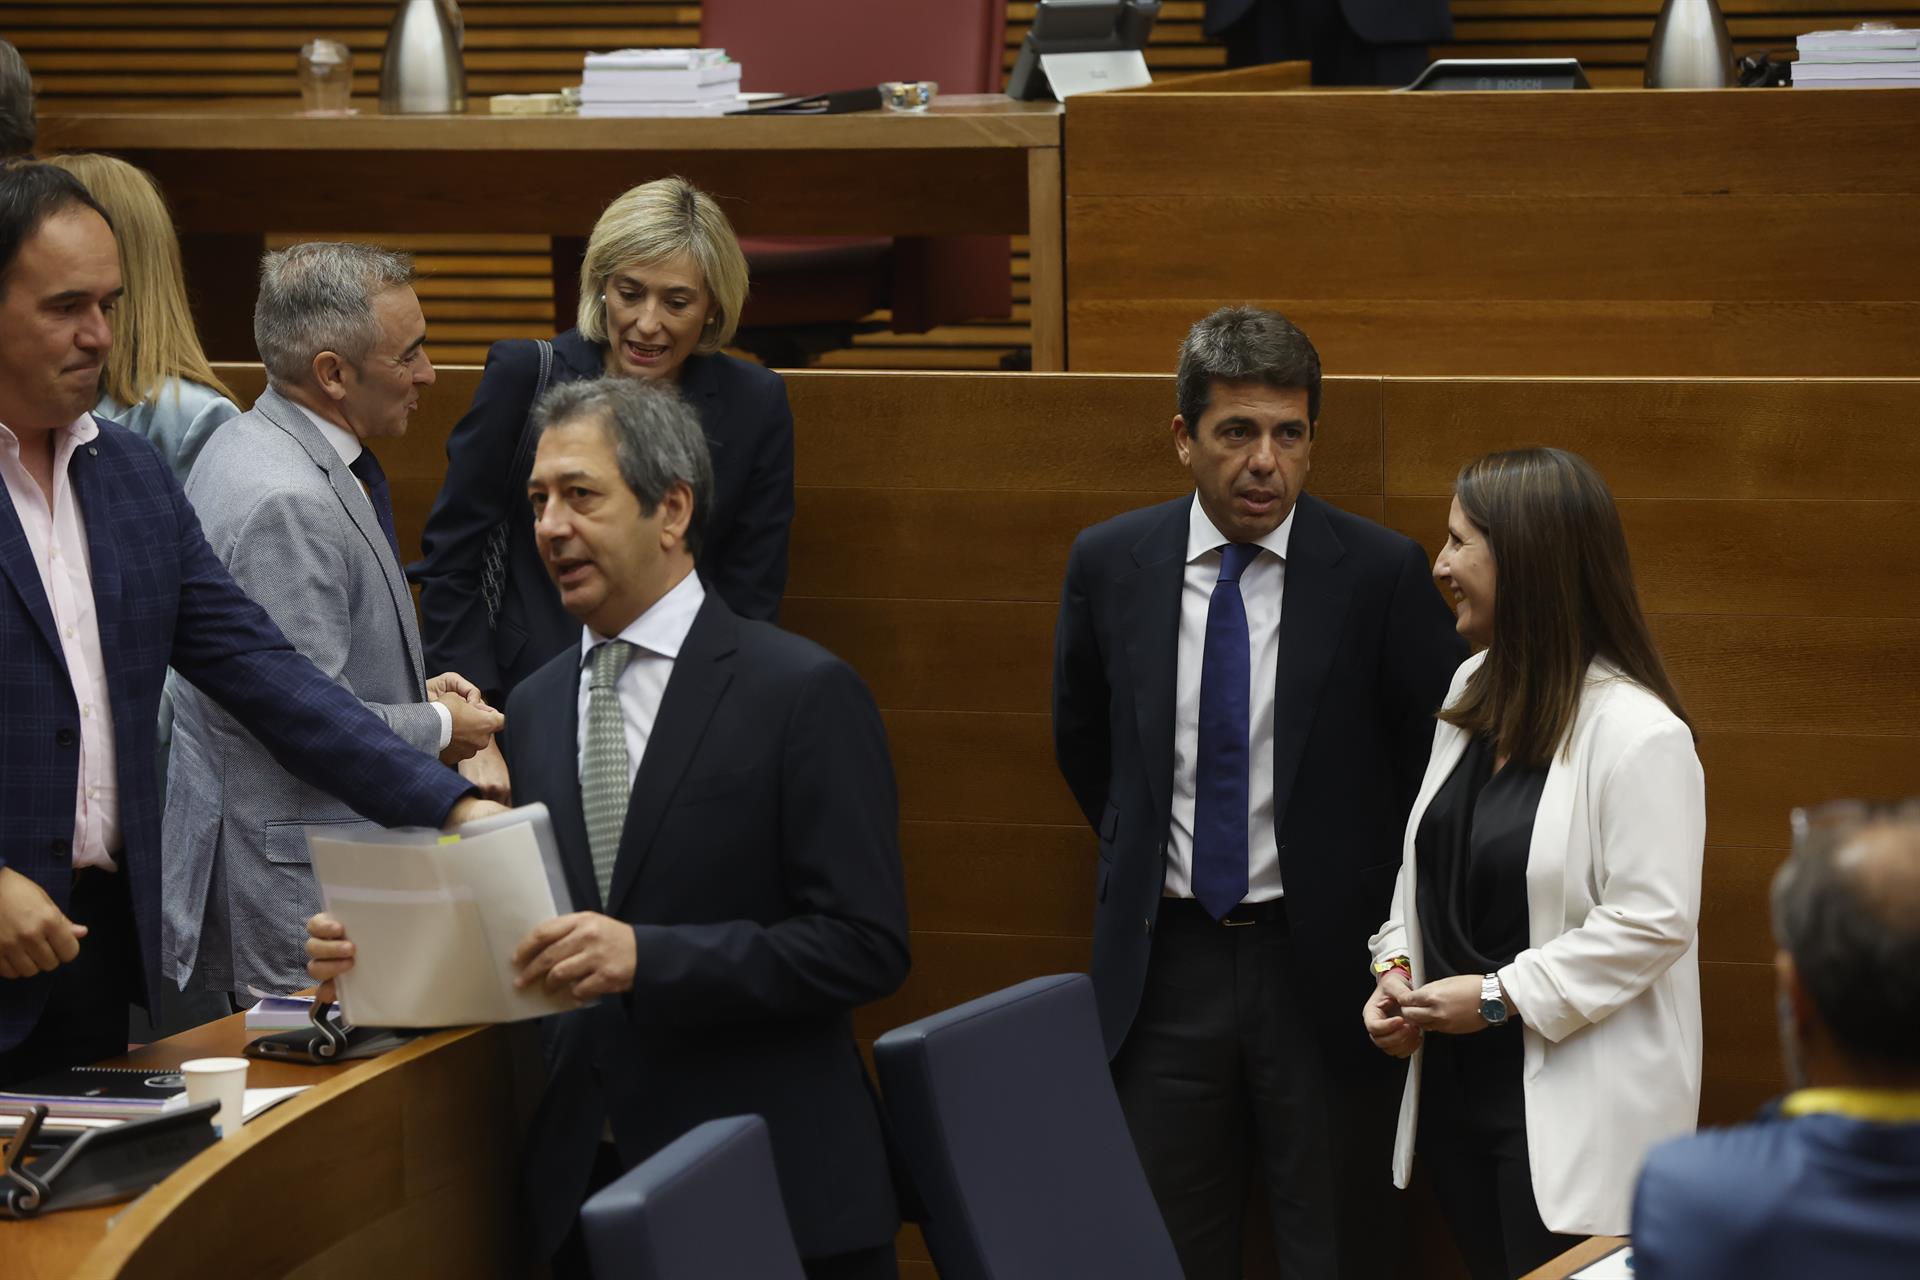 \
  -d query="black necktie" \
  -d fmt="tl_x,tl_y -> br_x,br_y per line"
347,448 -> 402,568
